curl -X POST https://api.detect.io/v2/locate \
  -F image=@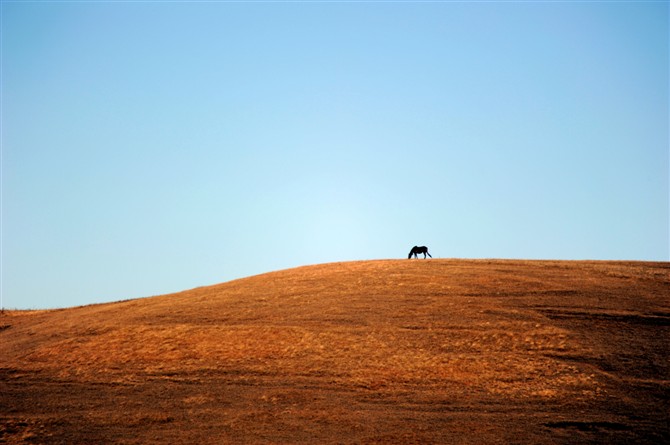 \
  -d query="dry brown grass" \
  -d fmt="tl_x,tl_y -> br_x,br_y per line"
1,259 -> 669,444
